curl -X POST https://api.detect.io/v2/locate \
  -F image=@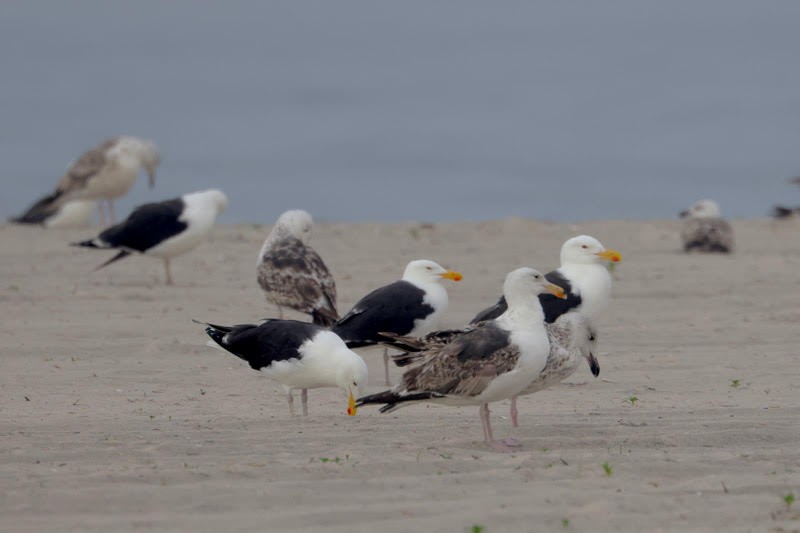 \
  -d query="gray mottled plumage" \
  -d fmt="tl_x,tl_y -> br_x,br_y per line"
395,323 -> 517,400
257,210 -> 338,327
389,313 -> 600,387
680,200 -> 734,253
680,217 -> 733,253
519,313 -> 599,396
